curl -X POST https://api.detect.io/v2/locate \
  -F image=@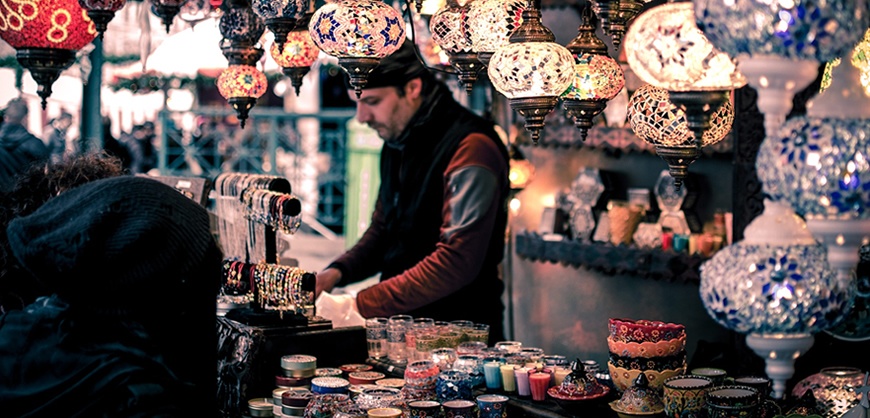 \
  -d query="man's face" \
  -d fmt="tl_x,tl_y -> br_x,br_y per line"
348,79 -> 421,143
